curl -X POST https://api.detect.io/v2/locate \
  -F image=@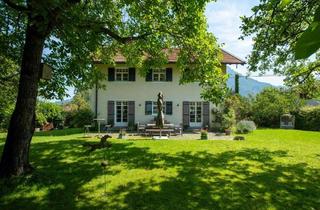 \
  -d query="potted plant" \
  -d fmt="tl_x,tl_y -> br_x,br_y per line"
221,109 -> 236,135
200,129 -> 208,140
